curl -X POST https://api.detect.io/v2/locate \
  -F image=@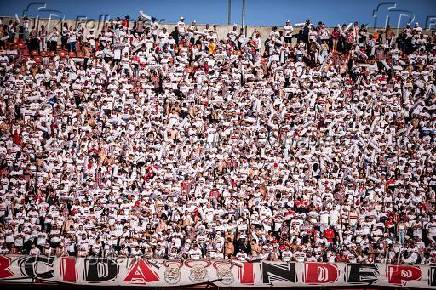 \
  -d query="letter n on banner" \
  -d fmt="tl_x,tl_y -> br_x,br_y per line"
239,262 -> 255,285
60,257 -> 77,282
262,262 -> 296,284
124,259 -> 159,283
0,256 -> 14,278
304,262 -> 339,284
387,265 -> 422,286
